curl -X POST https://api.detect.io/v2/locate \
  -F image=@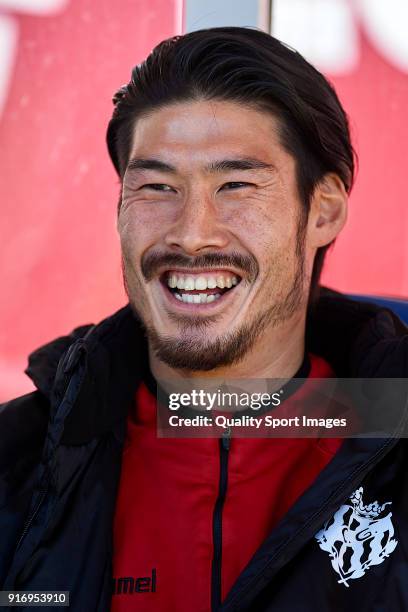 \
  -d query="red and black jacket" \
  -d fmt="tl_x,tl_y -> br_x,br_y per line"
1,288 -> 408,611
